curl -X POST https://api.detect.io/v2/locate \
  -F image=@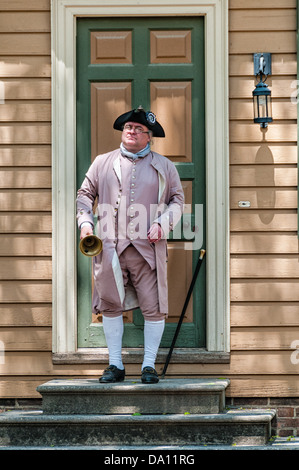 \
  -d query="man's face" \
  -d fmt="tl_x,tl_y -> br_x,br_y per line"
121,121 -> 151,153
